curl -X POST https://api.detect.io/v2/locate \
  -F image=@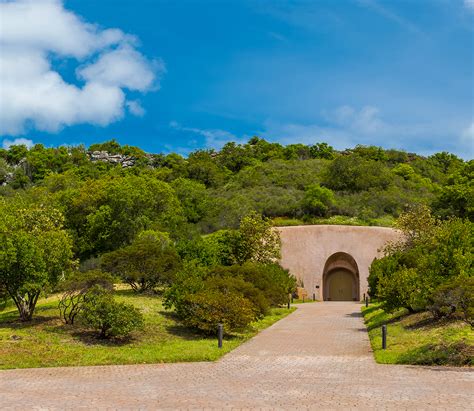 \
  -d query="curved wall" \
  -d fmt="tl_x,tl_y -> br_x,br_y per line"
277,225 -> 401,300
